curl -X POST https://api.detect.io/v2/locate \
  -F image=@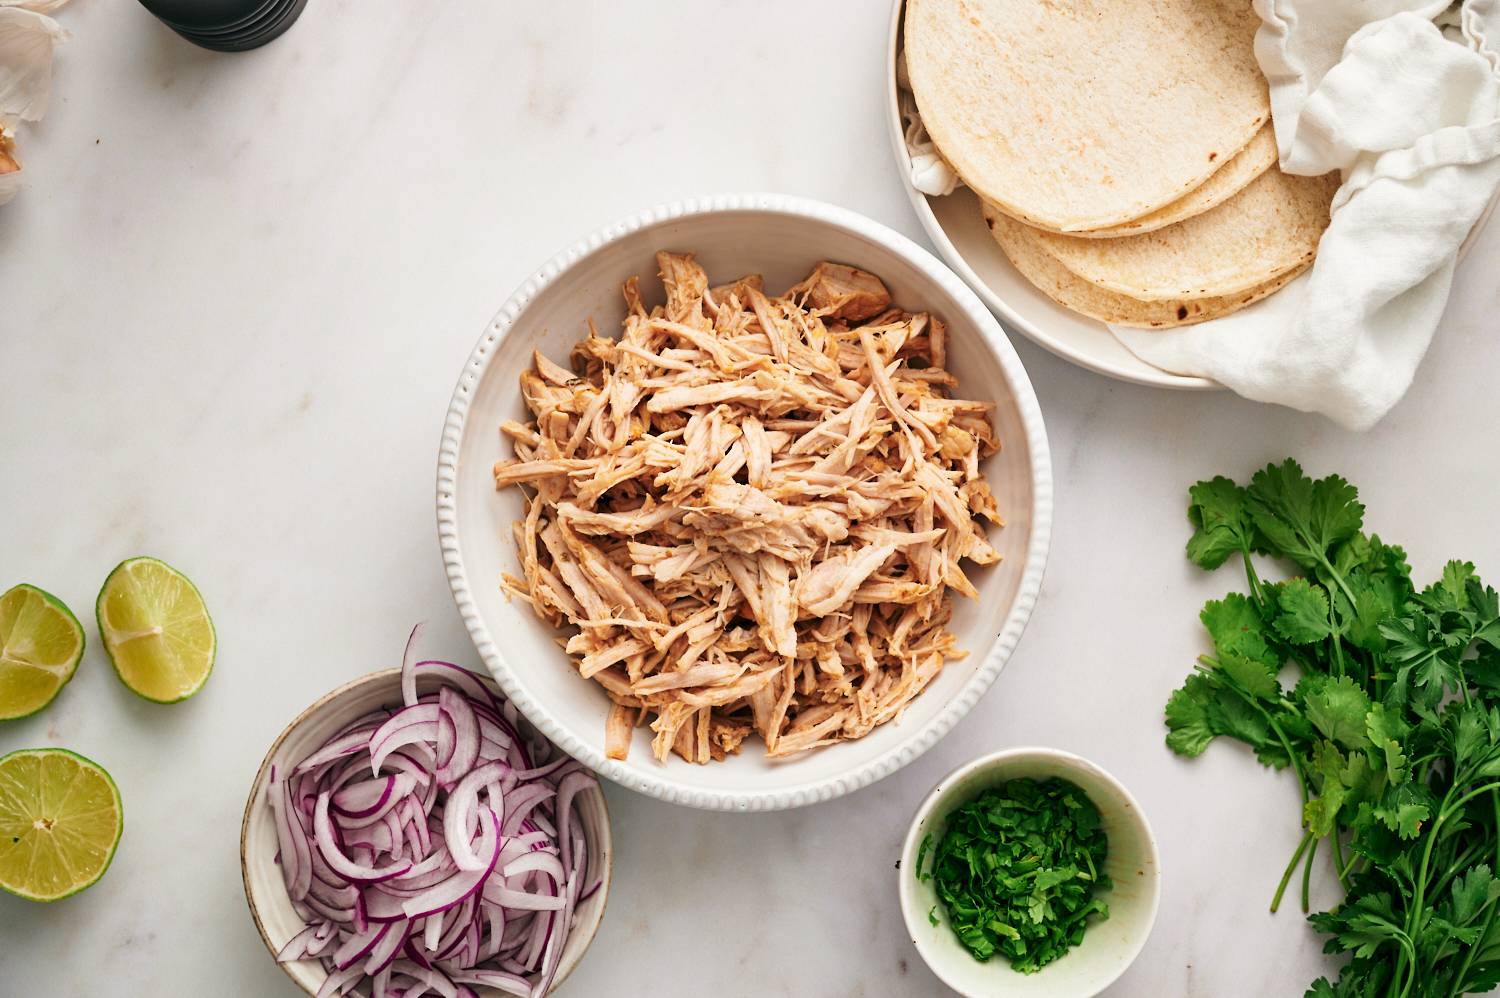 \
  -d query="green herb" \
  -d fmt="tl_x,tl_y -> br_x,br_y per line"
1165,459 -> 1500,998
918,778 -> 1110,973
